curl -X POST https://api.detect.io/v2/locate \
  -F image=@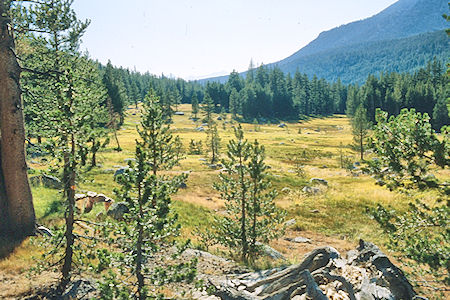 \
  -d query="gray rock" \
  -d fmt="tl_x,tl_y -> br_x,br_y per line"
287,236 -> 311,244
114,167 -> 129,177
199,158 -> 207,162
179,182 -> 187,189
124,158 -> 136,163
107,202 -> 129,220
310,178 -> 328,186
278,123 -> 287,128
281,187 -> 291,193
284,218 -> 296,227
302,186 -> 320,194
174,111 -> 185,115
256,242 -> 285,260
102,168 -> 115,174
196,126 -> 205,132
29,174 -> 63,189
